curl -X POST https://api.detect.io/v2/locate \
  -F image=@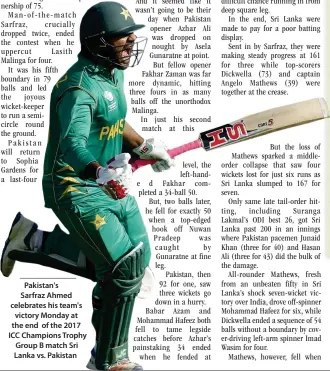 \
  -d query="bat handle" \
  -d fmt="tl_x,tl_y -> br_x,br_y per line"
130,139 -> 202,172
